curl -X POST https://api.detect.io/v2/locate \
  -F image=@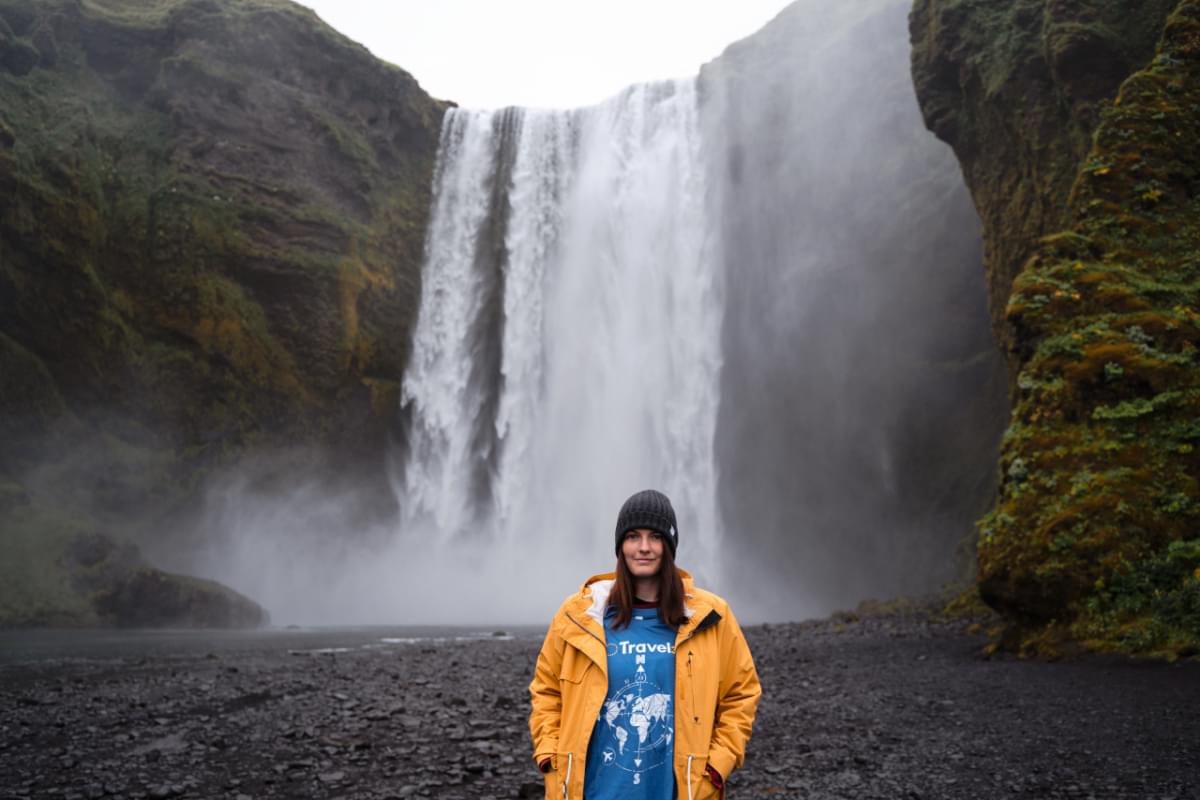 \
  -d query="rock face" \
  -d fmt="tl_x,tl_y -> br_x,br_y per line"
0,0 -> 447,625
92,566 -> 267,628
0,528 -> 266,627
913,0 -> 1200,656
911,0 -> 1178,372
74,530 -> 268,627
